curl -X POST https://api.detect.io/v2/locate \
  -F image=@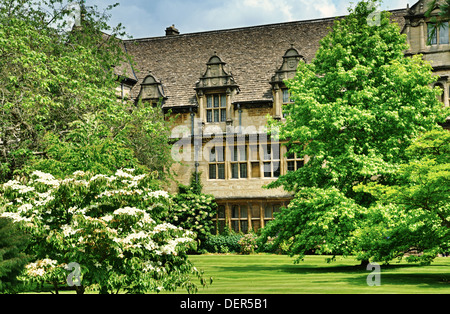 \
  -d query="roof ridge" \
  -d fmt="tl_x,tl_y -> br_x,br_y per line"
125,8 -> 407,42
